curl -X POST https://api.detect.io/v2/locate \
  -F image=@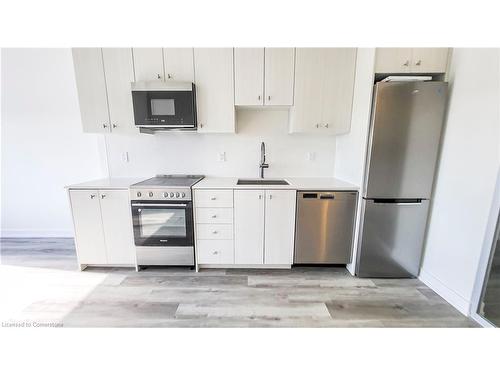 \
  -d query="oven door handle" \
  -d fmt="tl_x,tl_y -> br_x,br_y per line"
131,203 -> 188,208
